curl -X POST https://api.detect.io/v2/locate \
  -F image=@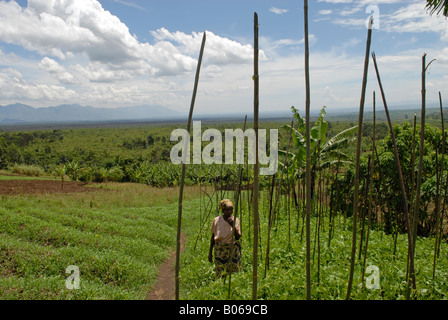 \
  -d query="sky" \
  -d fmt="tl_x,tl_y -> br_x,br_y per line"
0,0 -> 447,117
